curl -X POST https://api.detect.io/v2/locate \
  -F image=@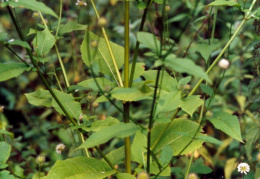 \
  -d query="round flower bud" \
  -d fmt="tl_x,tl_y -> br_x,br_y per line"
56,143 -> 65,154
36,155 -> 46,164
87,95 -> 93,101
206,110 -> 212,118
137,172 -> 150,179
98,17 -> 108,27
92,102 -> 99,108
110,0 -> 117,6
187,173 -> 198,179
165,5 -> 170,12
184,84 -> 191,90
32,12 -> 39,18
90,40 -> 98,48
218,58 -> 230,69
